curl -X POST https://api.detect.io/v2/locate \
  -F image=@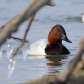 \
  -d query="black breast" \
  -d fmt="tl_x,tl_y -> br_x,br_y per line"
45,44 -> 70,55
